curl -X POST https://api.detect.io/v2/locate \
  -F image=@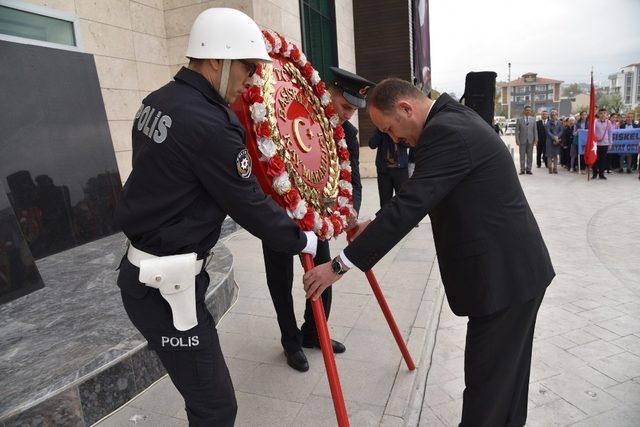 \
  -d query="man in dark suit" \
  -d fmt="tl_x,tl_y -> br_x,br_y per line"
304,78 -> 554,426
369,128 -> 409,208
261,67 -> 370,372
536,110 -> 549,168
